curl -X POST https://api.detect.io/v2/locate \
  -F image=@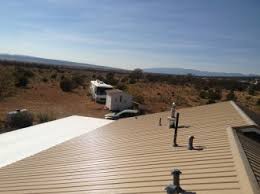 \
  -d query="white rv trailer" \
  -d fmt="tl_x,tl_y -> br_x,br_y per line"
89,80 -> 113,103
